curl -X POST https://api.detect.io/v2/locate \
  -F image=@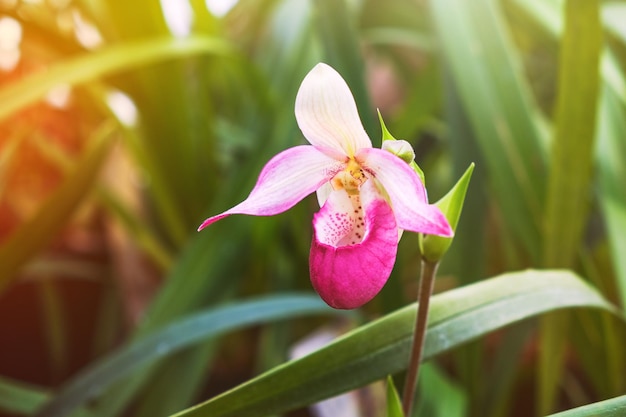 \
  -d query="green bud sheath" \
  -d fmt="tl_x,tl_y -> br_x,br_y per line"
420,163 -> 475,263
